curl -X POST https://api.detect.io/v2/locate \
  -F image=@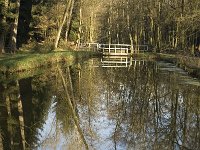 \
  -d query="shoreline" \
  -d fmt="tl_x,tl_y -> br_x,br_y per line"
0,51 -> 200,79
155,53 -> 200,78
0,51 -> 99,74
